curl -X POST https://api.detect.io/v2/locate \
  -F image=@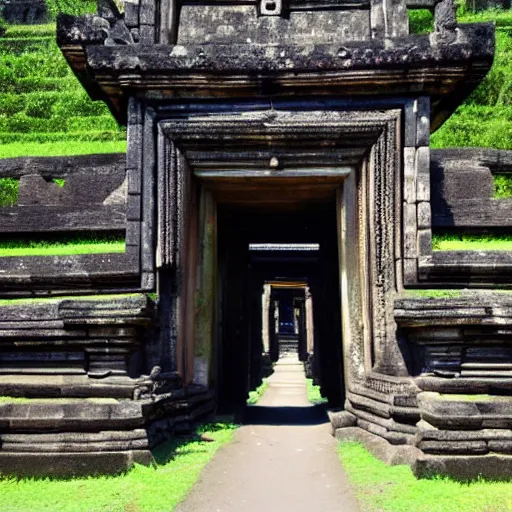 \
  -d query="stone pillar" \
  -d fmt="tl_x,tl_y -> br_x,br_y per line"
305,286 -> 314,355
261,283 -> 271,354
193,188 -> 217,387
